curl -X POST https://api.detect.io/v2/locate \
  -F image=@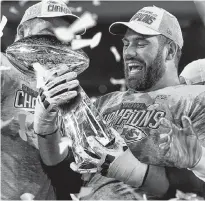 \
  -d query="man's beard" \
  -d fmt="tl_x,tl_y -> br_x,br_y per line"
124,49 -> 165,91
